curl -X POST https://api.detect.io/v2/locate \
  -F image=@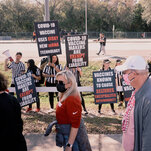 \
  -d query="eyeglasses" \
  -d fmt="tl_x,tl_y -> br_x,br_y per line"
55,80 -> 64,85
